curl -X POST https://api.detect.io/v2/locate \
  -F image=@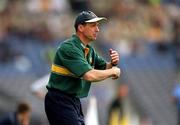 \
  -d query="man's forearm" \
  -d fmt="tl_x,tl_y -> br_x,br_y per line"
83,67 -> 120,82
